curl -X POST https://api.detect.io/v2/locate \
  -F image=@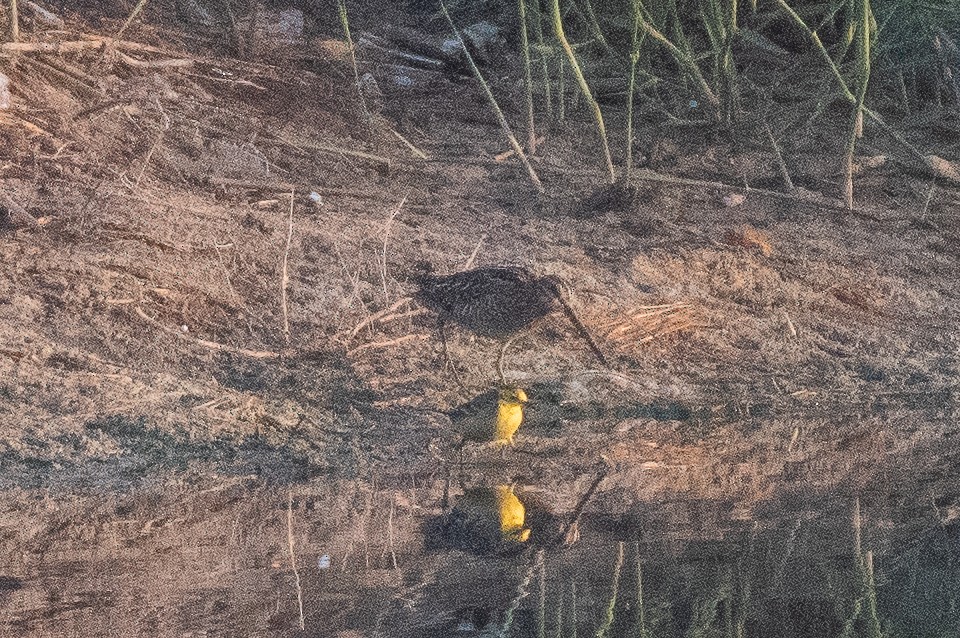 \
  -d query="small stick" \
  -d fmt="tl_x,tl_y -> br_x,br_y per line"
207,176 -> 383,200
350,296 -> 412,338
281,191 -> 294,345
390,128 -> 428,160
286,491 -> 305,631
133,307 -> 279,358
462,234 -> 486,269
117,51 -> 193,69
783,310 -> 797,338
619,168 -> 888,218
374,307 -> 428,326
347,333 -> 428,357
549,286 -> 607,366
380,194 -> 408,302
116,0 -> 149,38
553,467 -> 607,547
277,135 -> 392,170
